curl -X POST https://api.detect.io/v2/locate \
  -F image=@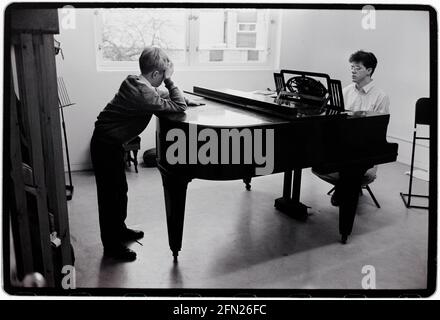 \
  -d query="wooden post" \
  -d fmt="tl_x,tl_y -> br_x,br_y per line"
36,33 -> 73,267
8,8 -> 73,288
13,33 -> 55,286
9,75 -> 34,279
